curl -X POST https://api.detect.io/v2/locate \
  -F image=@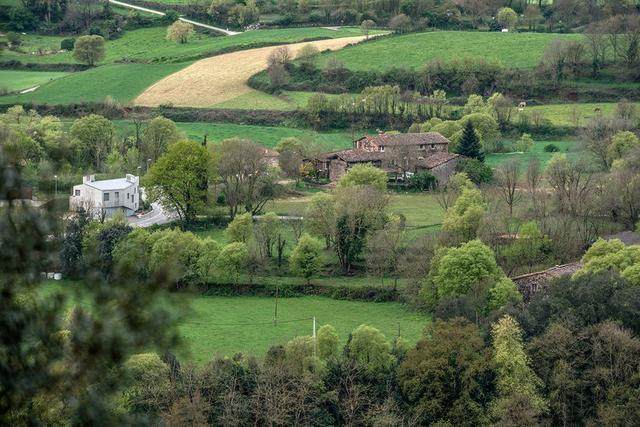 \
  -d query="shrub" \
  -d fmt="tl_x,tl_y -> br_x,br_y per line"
289,233 -> 323,283
166,21 -> 194,44
455,158 -> 493,184
73,35 -> 106,66
544,143 -> 560,152
338,163 -> 388,191
296,44 -> 319,61
225,212 -> 253,243
408,171 -> 437,191
60,38 -> 76,51
216,242 -> 248,284
7,32 -> 21,47
163,9 -> 180,24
